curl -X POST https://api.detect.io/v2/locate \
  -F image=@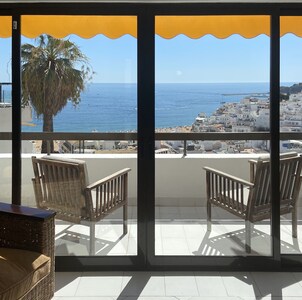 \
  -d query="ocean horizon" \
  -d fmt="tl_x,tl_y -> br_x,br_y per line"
20,82 -> 291,132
